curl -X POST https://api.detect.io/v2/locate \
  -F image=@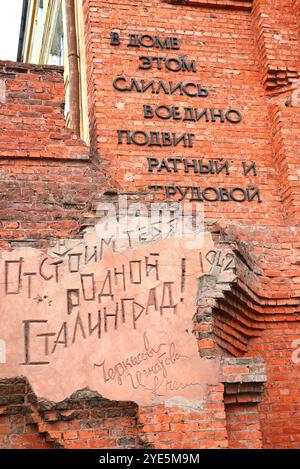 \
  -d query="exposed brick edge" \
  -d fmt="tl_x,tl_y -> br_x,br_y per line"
0,377 -> 142,449
0,377 -> 58,447
0,376 -> 231,449
0,61 -> 64,76
195,239 -> 300,358
266,85 -> 300,220
0,61 -> 91,161
222,358 -> 266,448
221,357 -> 267,404
264,69 -> 299,91
163,0 -> 253,11
251,2 -> 300,91
294,0 -> 300,37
